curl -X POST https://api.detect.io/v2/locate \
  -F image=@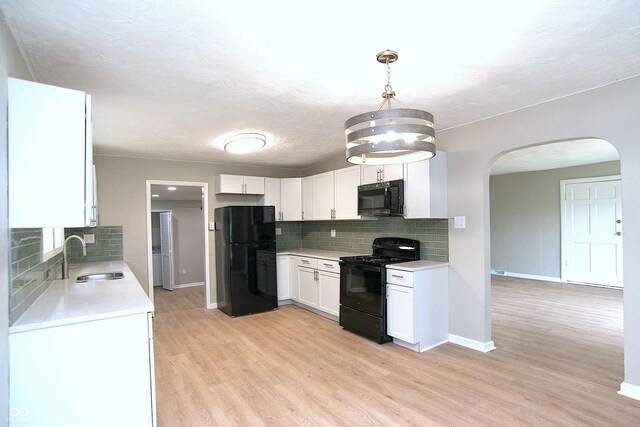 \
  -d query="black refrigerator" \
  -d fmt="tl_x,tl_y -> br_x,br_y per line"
214,205 -> 278,317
